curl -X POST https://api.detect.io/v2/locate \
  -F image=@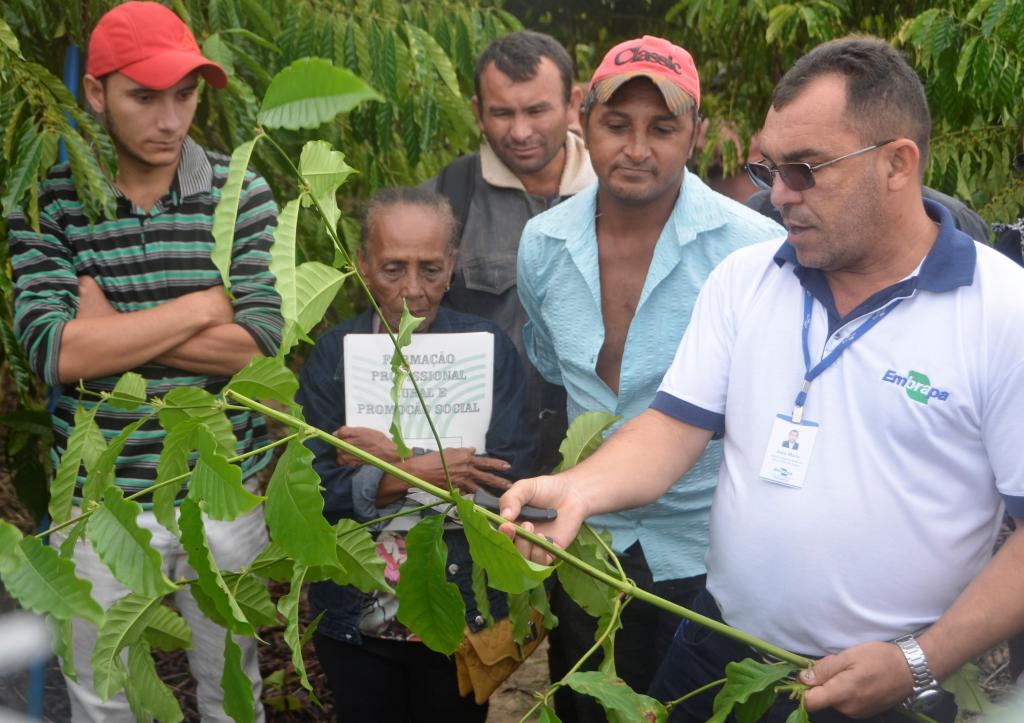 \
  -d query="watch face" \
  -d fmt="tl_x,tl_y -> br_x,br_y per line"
909,688 -> 944,713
